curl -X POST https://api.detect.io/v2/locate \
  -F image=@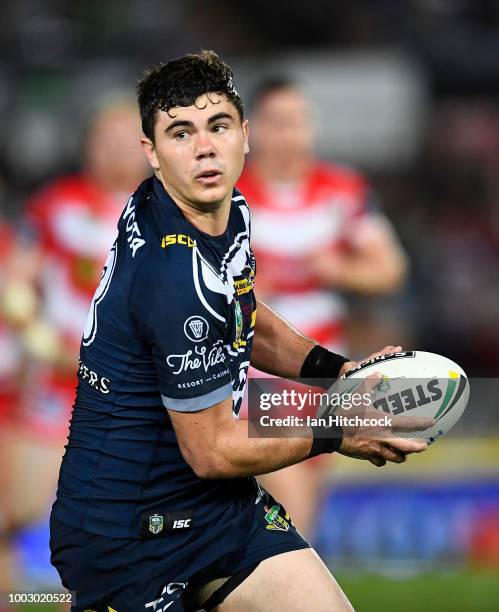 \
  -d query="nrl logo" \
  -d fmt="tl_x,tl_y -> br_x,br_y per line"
149,513 -> 164,535
376,375 -> 391,393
